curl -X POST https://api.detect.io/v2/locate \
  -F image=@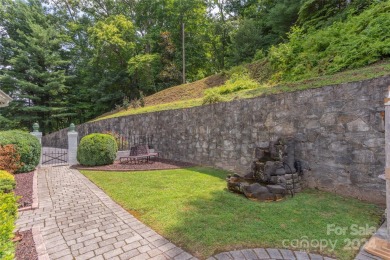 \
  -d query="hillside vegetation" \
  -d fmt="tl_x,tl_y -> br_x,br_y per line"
2,0 -> 388,131
94,1 -> 390,121
94,61 -> 390,121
